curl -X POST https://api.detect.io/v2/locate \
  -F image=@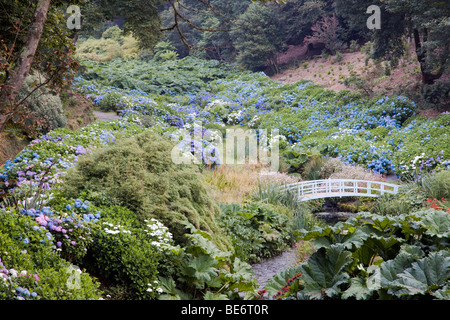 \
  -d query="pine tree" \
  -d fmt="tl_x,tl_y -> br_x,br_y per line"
231,2 -> 284,72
